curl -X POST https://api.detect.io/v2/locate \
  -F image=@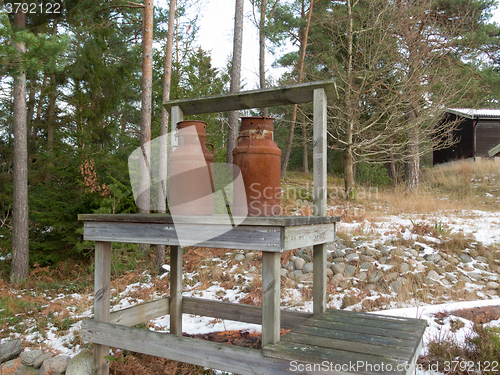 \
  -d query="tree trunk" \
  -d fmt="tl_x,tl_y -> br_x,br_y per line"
227,0 -> 244,165
157,0 -> 176,273
386,151 -> 397,185
11,9 -> 29,284
259,0 -> 268,117
344,146 -> 356,200
47,72 -> 56,153
280,0 -> 314,178
139,0 -> 154,254
405,124 -> 419,191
